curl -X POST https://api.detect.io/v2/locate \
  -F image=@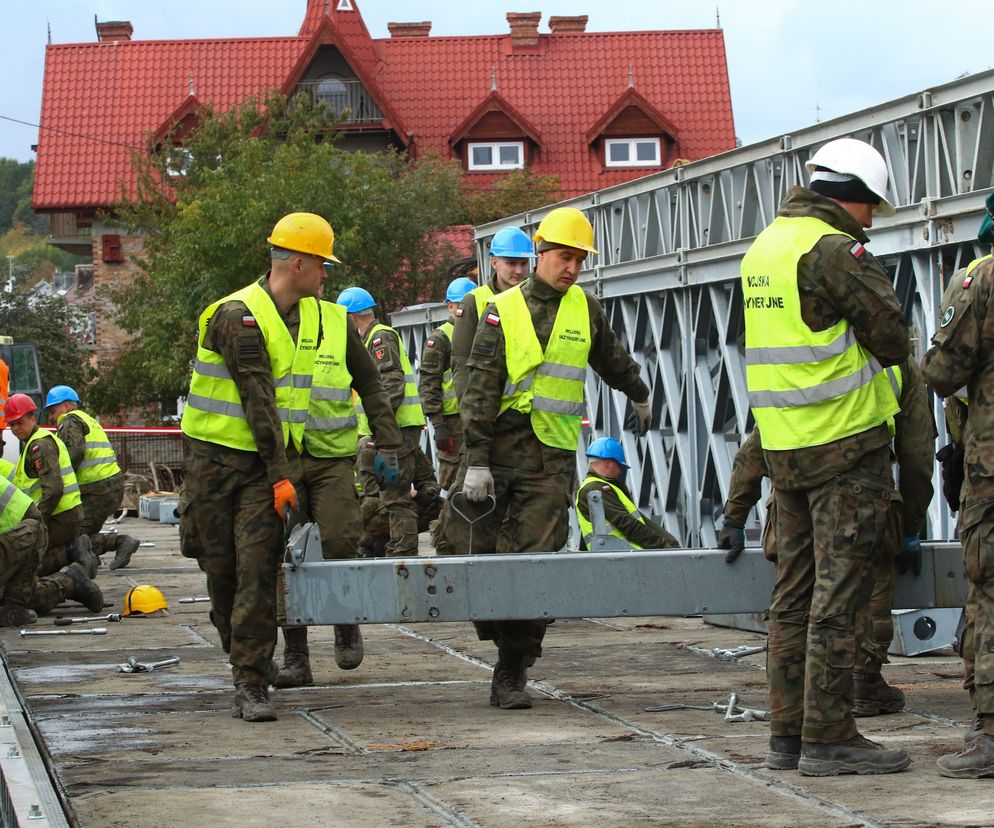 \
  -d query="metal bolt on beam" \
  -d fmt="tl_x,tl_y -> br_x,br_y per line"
28,804 -> 43,820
